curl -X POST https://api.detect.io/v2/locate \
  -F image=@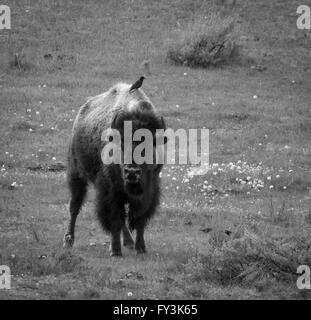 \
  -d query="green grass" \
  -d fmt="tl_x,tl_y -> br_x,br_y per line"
1,0 -> 311,299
